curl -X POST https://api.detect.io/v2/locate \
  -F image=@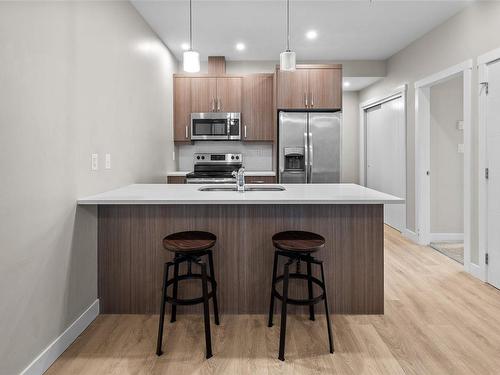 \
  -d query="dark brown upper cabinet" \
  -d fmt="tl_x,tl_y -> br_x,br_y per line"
276,65 -> 342,110
242,74 -> 274,141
